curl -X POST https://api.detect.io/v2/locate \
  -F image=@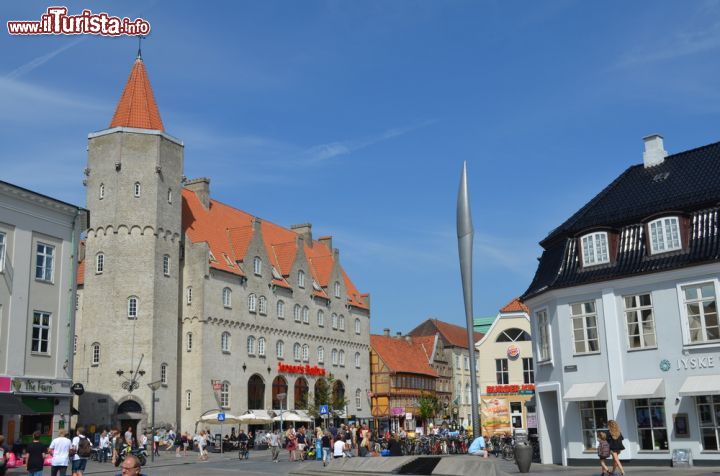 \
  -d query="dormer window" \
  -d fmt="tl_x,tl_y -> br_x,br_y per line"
648,217 -> 681,254
581,232 -> 609,266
